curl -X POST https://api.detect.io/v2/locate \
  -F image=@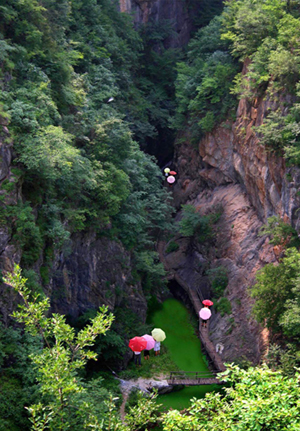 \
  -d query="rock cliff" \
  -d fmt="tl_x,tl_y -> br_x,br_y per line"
119,0 -> 195,47
0,124 -> 147,327
161,70 -> 300,364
